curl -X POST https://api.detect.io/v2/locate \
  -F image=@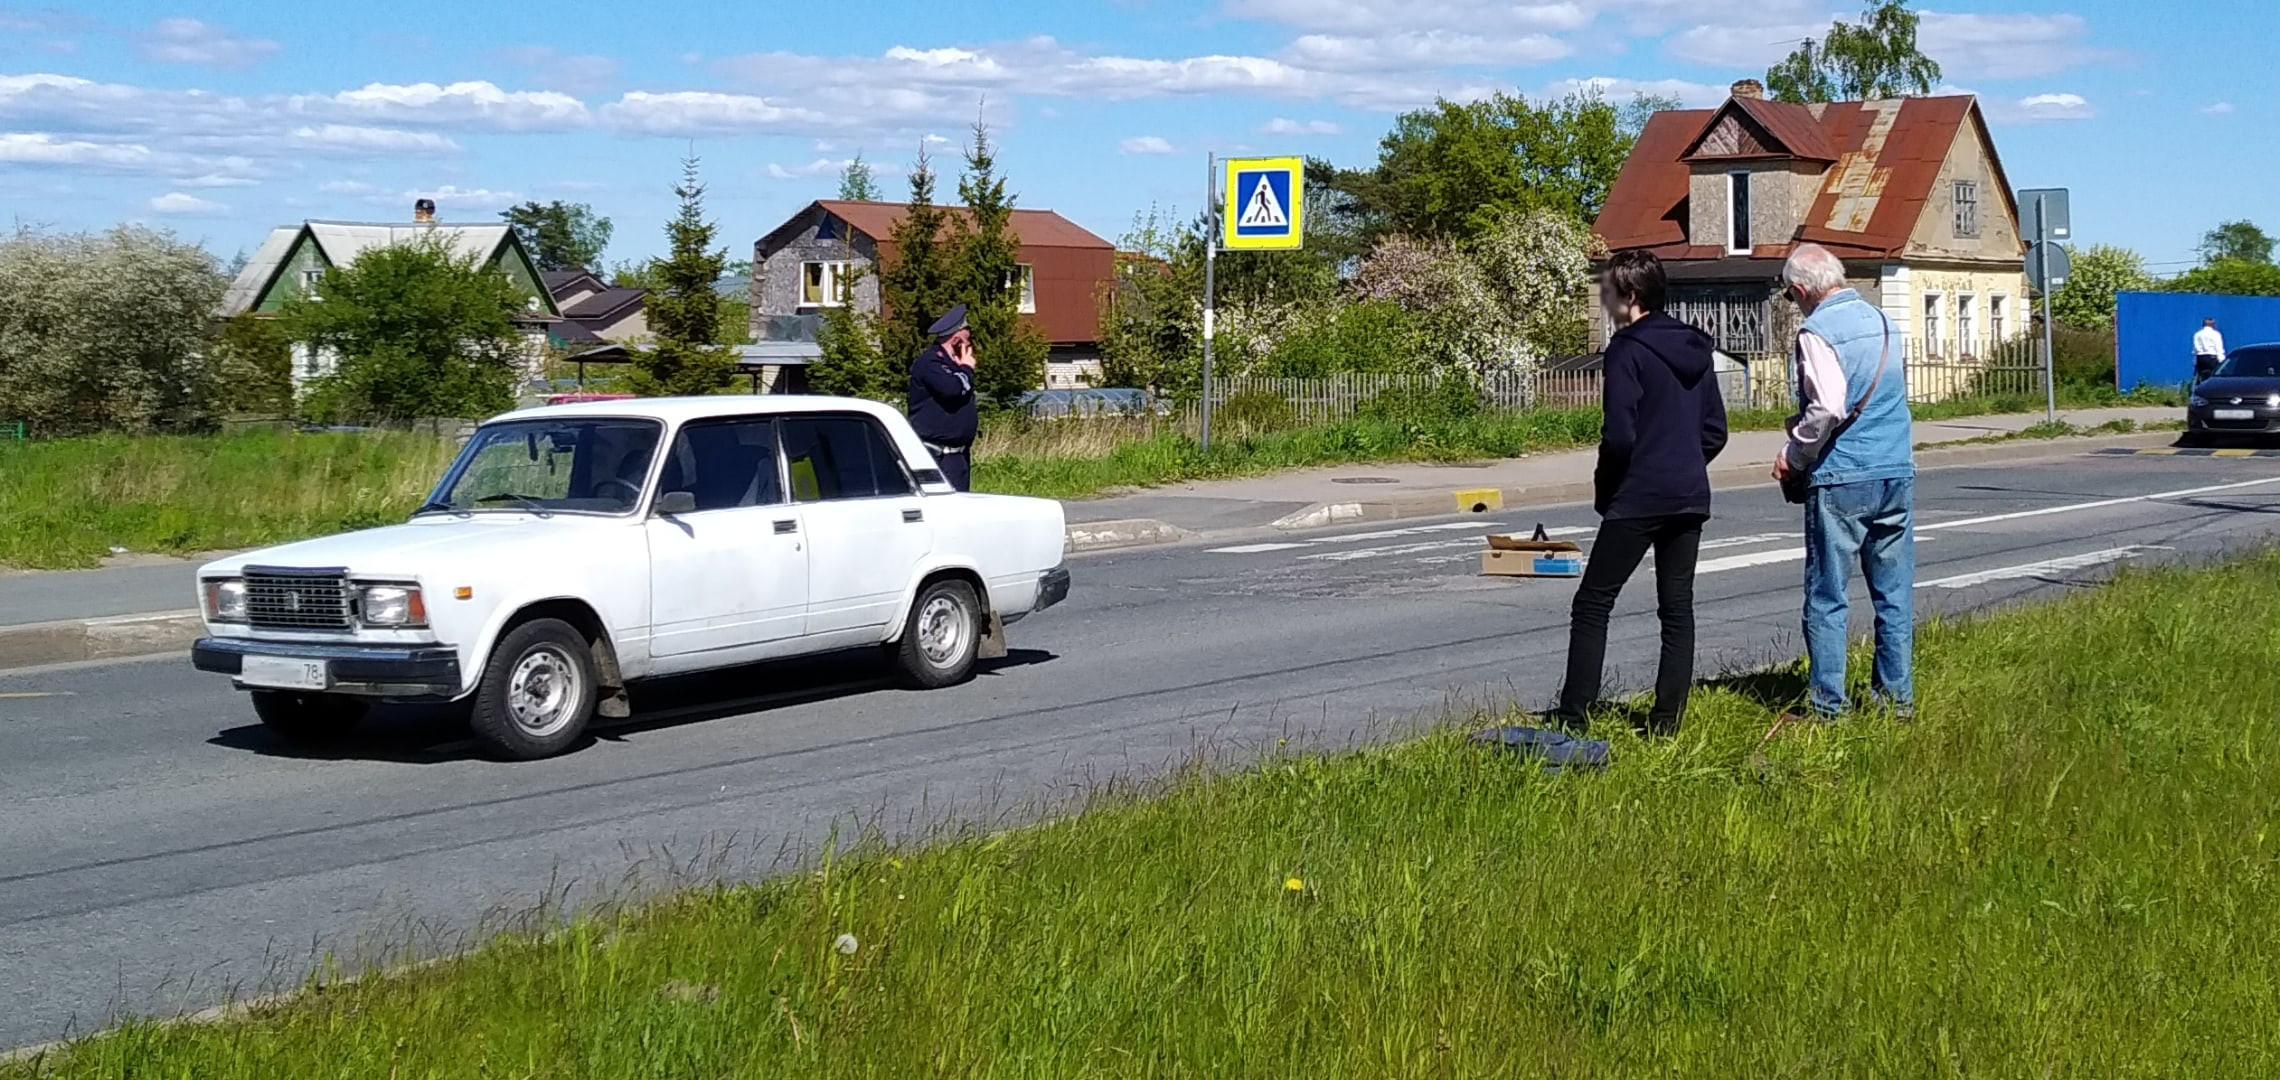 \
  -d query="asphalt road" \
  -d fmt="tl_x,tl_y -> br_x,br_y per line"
5,450 -> 2280,1049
